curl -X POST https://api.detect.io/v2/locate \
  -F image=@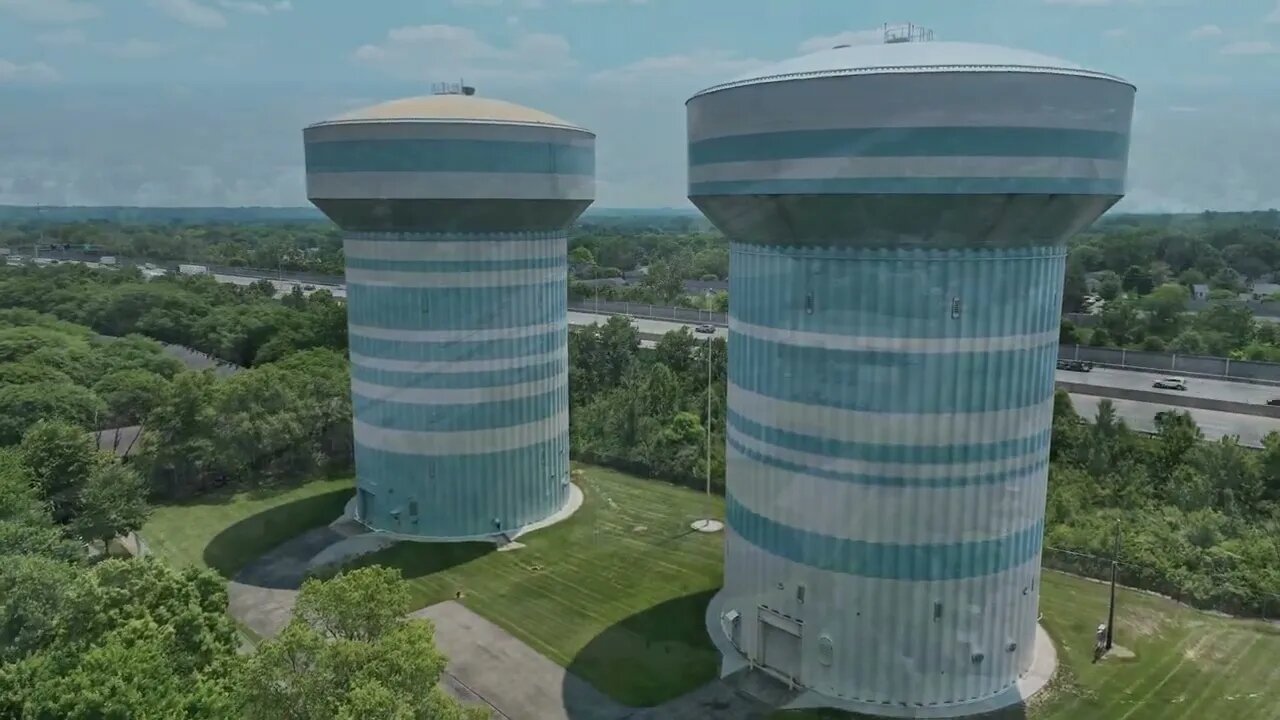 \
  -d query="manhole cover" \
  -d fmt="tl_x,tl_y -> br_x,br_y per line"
691,519 -> 724,533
